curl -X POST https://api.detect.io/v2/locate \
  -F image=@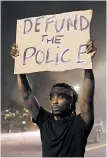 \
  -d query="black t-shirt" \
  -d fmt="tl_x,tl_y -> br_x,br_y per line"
32,106 -> 93,157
